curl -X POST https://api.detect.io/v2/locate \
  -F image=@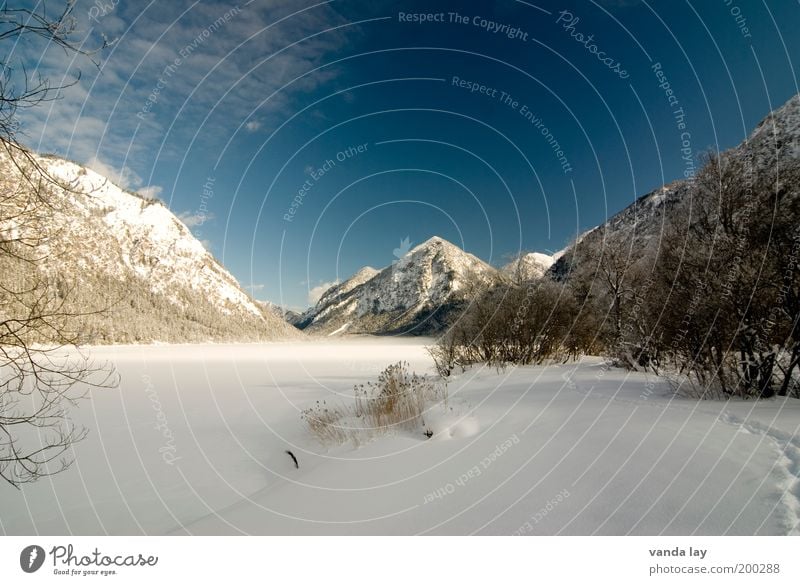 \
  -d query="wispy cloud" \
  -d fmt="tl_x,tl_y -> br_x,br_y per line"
86,156 -> 162,199
177,210 -> 214,227
86,156 -> 140,189
17,0 -> 354,179
308,280 -> 338,305
137,185 -> 163,200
